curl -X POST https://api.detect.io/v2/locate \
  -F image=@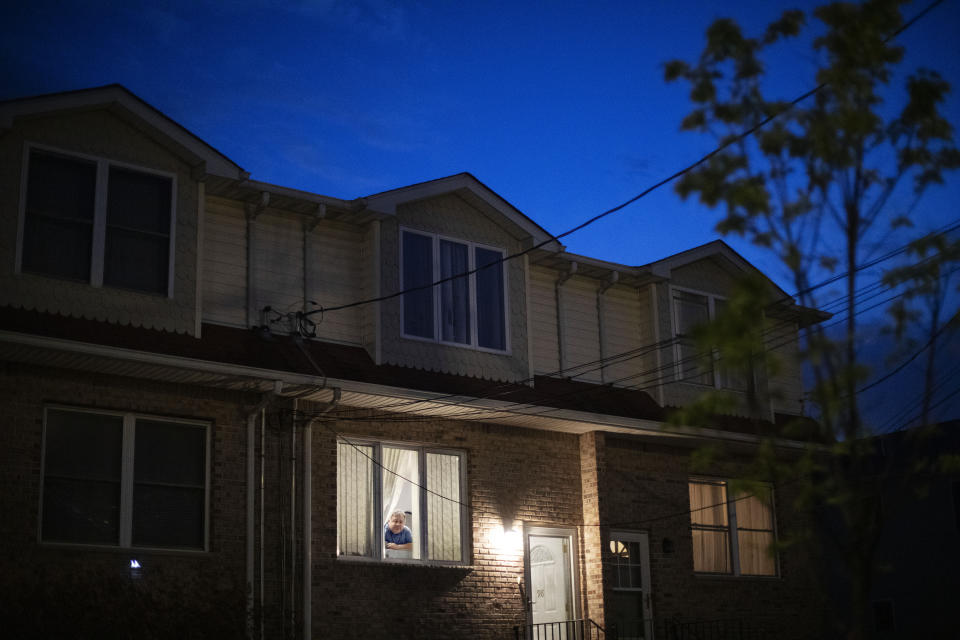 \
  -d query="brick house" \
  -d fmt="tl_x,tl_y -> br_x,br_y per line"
0,85 -> 827,639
